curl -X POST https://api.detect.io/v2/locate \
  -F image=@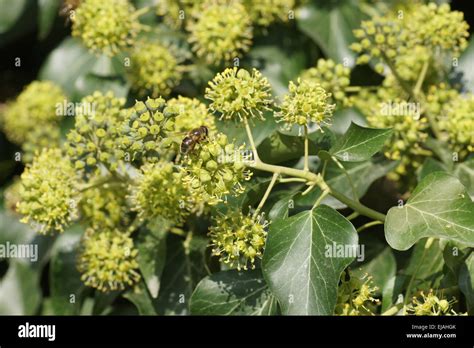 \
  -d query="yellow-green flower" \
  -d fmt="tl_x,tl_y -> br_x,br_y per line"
243,0 -> 294,27
120,98 -> 178,163
439,94 -> 474,155
80,180 -> 130,230
300,58 -> 351,107
66,91 -> 126,173
2,81 -> 66,145
130,160 -> 191,225
78,228 -> 140,292
168,96 -> 217,134
187,0 -> 253,65
276,78 -> 335,128
180,133 -> 252,205
335,272 -> 379,316
406,290 -> 464,316
18,148 -> 78,234
128,40 -> 183,98
72,0 -> 146,56
350,15 -> 406,66
22,123 -> 61,163
205,67 -> 273,120
405,3 -> 469,57
209,210 -> 268,270
156,0 -> 202,28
